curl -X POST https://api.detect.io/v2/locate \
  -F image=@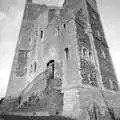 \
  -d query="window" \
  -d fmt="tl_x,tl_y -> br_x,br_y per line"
64,48 -> 69,60
47,60 -> 55,78
83,48 -> 87,58
109,80 -> 119,91
89,51 -> 92,61
29,64 -> 33,75
63,23 -> 66,29
40,30 -> 43,39
57,26 -> 60,32
112,81 -> 118,91
34,62 -> 37,72
89,72 -> 97,87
